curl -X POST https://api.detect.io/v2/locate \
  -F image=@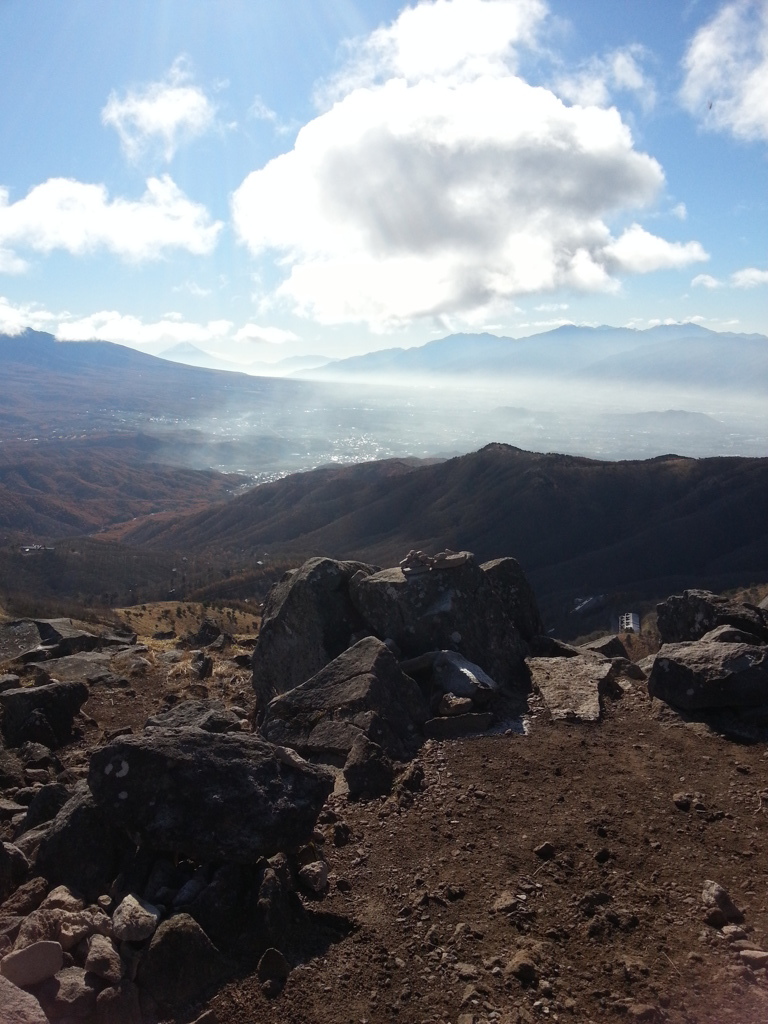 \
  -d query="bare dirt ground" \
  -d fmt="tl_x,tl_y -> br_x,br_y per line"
211,683 -> 768,1024
5,603 -> 768,1024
